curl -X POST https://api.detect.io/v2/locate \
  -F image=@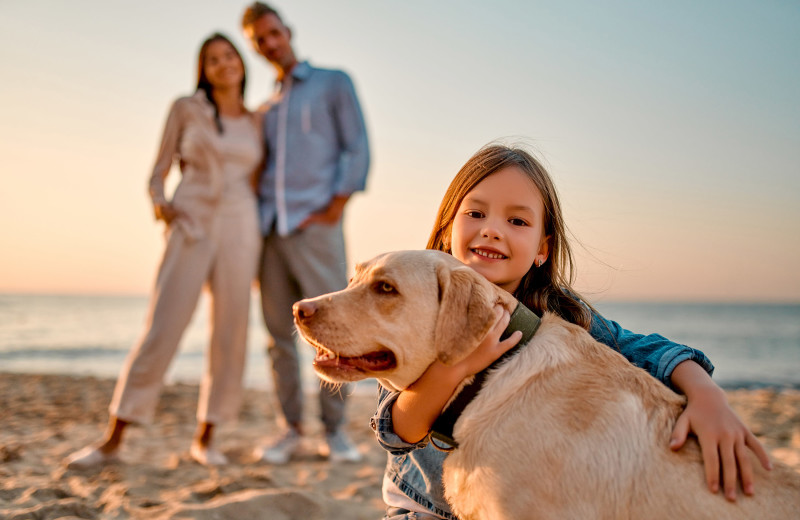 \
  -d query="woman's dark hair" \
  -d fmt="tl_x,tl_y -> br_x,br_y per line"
196,33 -> 247,134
